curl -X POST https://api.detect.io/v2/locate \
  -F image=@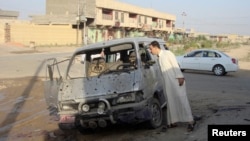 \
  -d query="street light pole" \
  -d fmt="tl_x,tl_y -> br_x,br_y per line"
76,0 -> 80,46
181,12 -> 187,40
83,1 -> 87,45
